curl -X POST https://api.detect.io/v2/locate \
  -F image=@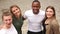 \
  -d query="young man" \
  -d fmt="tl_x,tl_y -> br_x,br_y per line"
0,11 -> 18,34
23,0 -> 45,34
